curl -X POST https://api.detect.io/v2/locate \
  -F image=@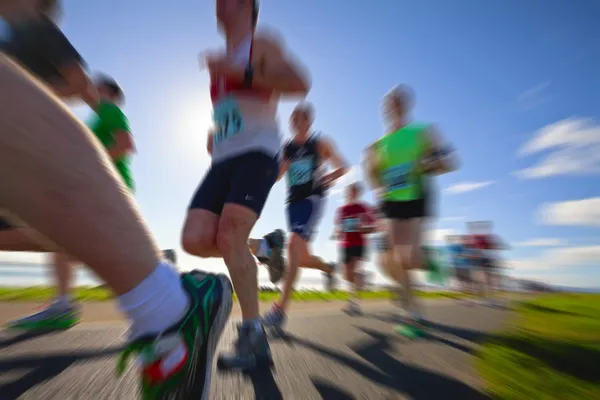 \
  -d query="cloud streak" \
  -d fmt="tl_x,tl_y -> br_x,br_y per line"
444,181 -> 495,194
516,118 -> 600,179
